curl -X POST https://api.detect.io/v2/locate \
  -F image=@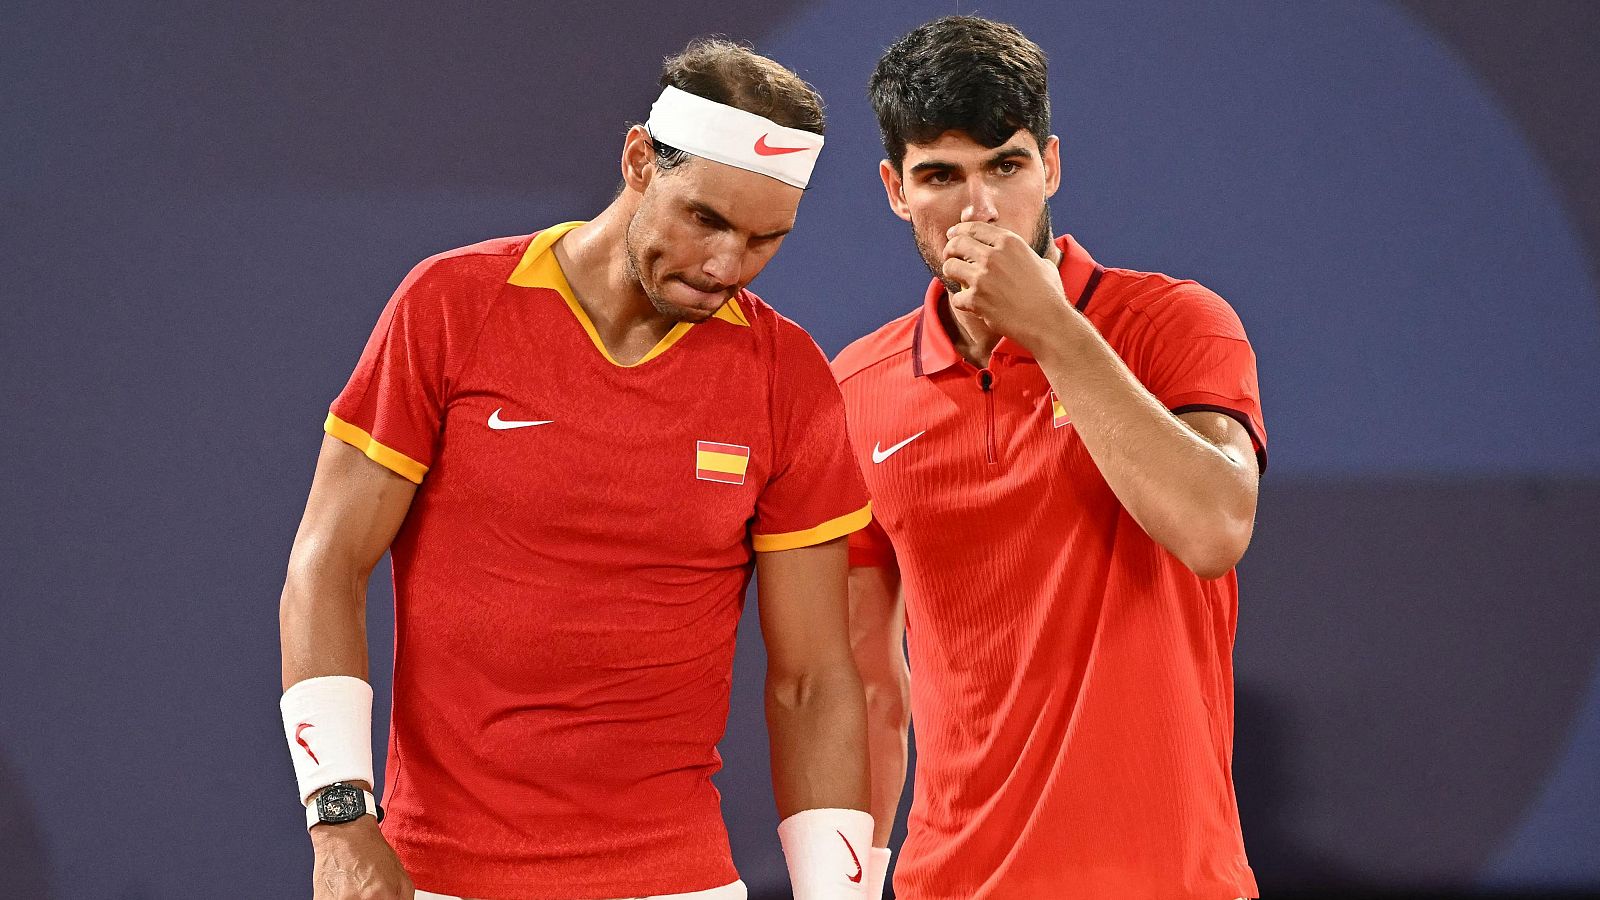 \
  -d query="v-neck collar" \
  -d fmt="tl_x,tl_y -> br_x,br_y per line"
507,221 -> 749,368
